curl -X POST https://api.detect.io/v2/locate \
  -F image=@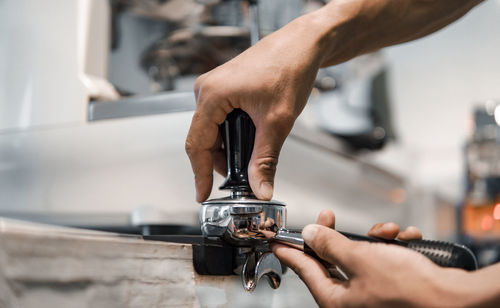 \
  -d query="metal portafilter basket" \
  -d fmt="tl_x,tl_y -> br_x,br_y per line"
200,109 -> 478,292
